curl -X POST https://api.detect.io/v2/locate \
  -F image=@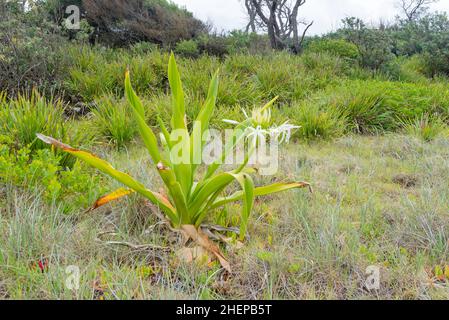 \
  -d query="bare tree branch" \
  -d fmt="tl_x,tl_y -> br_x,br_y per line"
398,0 -> 439,22
243,0 -> 311,53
